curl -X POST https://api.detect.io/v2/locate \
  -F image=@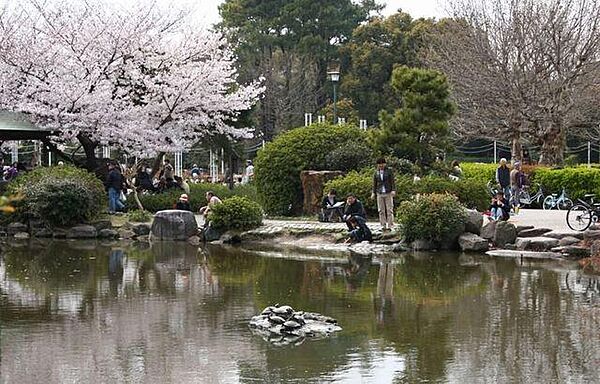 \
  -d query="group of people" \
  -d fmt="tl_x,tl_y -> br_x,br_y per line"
321,158 -> 396,243
133,159 -> 255,195
489,158 -> 527,221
